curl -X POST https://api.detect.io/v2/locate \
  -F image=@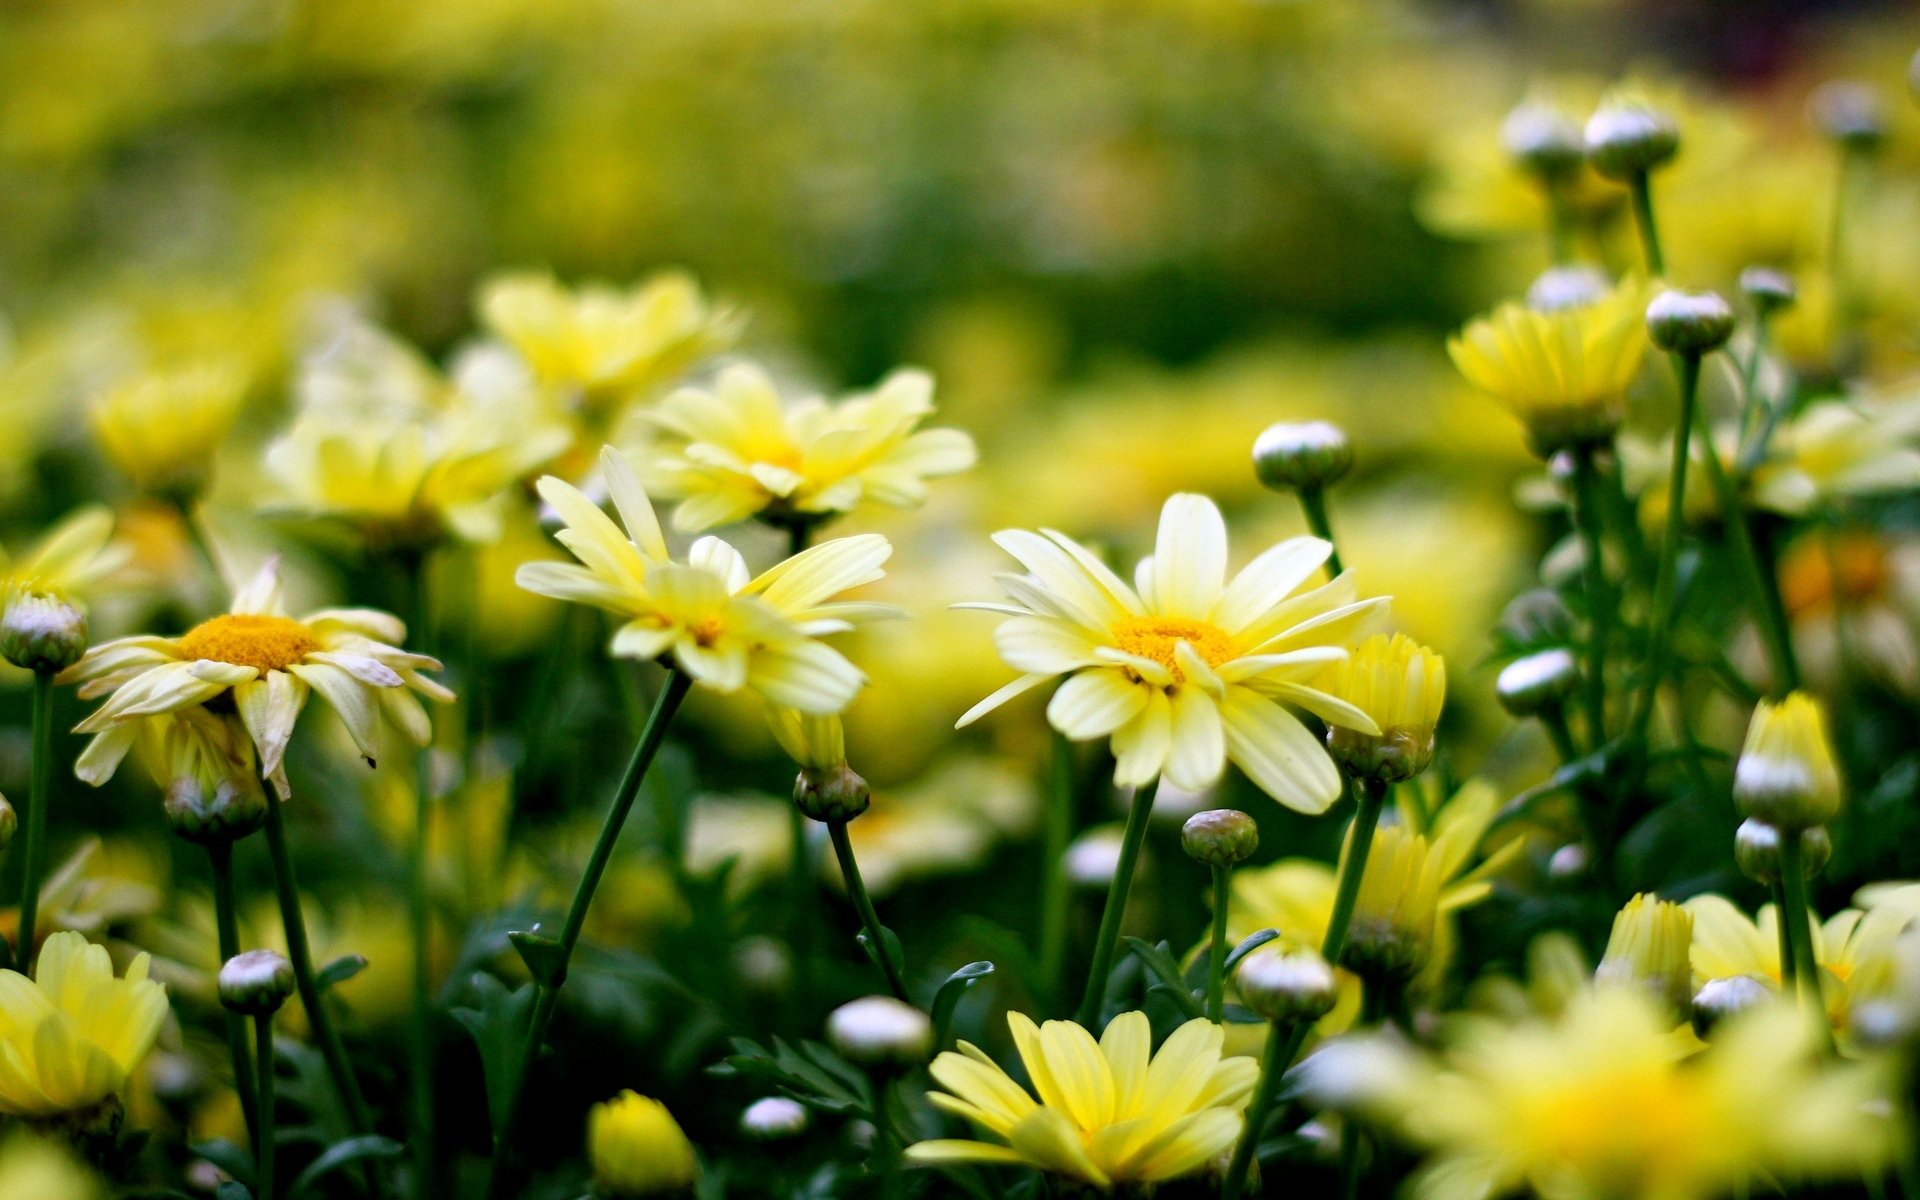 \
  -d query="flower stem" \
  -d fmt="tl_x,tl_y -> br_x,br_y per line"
1690,427 -> 1799,694
786,803 -> 816,1022
1627,171 -> 1665,276
254,1012 -> 277,1200
1321,778 -> 1388,968
1220,1021 -> 1308,1200
261,787 -> 373,1139
486,669 -> 691,1200
16,668 -> 53,965
1629,353 -> 1703,744
397,549 -> 437,1200
209,844 -> 259,1152
1772,879 -> 1800,988
1038,731 -> 1076,1015
829,820 -> 909,1002
1297,486 -> 1343,577
1777,834 -> 1822,1005
1569,446 -> 1614,751
1075,781 -> 1156,1028
1205,864 -> 1231,1024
